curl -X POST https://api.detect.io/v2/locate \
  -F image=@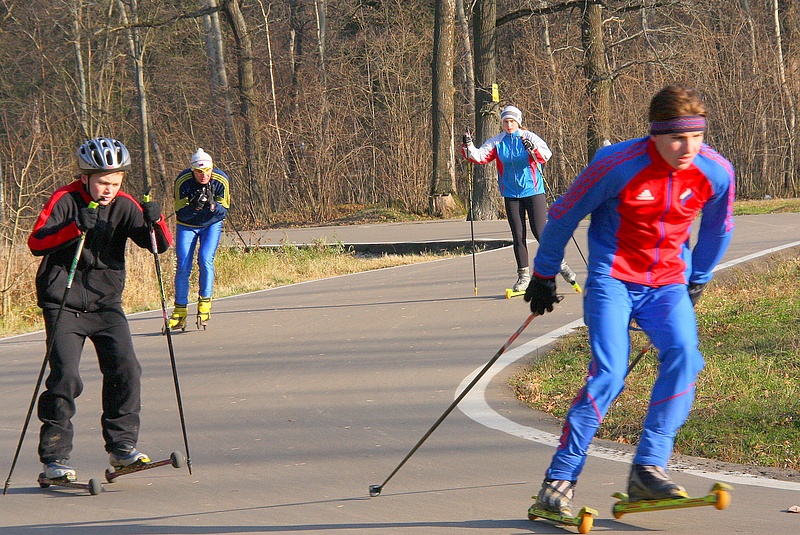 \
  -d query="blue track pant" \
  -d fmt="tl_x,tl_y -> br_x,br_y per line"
174,221 -> 223,305
546,274 -> 704,481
